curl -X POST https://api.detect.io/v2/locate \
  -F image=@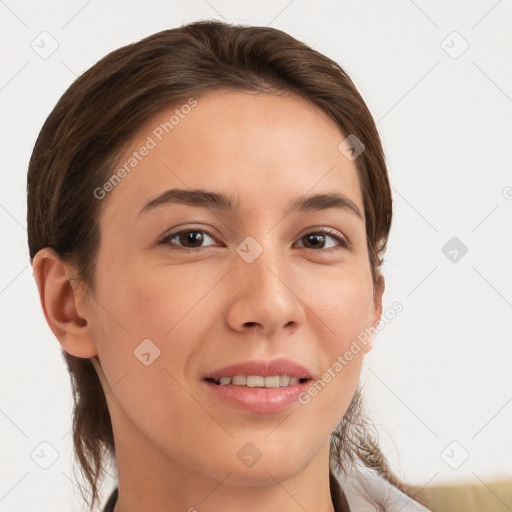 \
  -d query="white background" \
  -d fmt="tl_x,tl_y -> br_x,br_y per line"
1,1 -> 511,511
